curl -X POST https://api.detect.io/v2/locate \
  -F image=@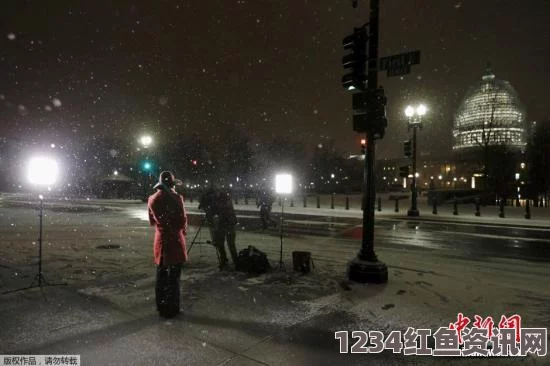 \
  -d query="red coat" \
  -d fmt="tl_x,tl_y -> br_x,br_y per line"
148,188 -> 188,265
